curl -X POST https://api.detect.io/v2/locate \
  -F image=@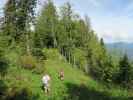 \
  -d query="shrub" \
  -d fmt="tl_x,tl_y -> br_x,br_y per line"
0,49 -> 8,77
0,59 -> 8,77
20,55 -> 37,70
4,72 -> 40,100
0,80 -> 8,99
32,62 -> 45,74
6,87 -> 38,100
32,48 -> 46,60
20,54 -> 45,74
42,48 -> 63,61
